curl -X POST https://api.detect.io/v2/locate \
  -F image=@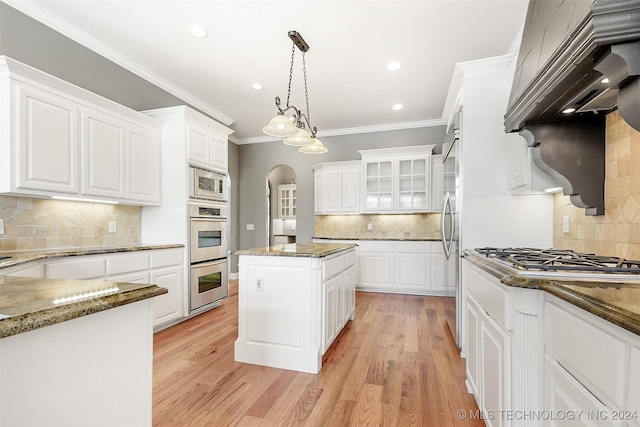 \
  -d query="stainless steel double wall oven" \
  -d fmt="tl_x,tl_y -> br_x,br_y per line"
188,166 -> 229,314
